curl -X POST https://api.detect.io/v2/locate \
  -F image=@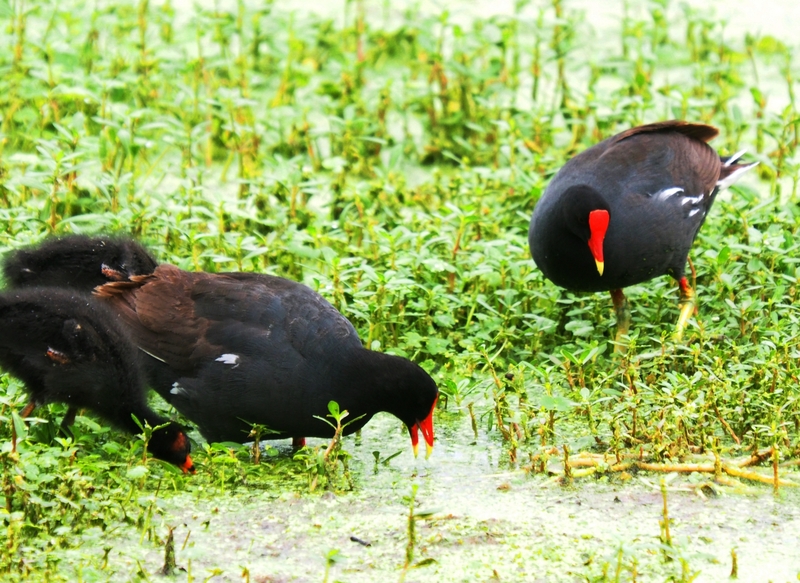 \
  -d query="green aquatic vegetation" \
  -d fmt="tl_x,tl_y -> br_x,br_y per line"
0,0 -> 800,579
399,483 -> 437,581
295,400 -> 361,492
